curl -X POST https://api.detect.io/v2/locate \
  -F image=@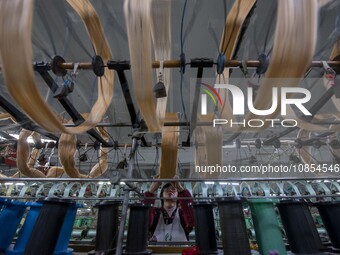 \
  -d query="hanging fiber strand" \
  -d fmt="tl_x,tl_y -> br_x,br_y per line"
124,0 -> 161,132
59,126 -> 109,178
195,114 -> 223,179
217,0 -> 256,126
0,0 -> 114,134
17,130 -> 42,178
243,0 -> 318,130
16,129 -> 64,178
159,113 -> 179,178
194,0 -> 256,178
151,0 -> 172,122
